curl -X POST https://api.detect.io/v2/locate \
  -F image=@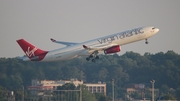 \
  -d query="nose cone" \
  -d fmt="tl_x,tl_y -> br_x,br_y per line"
156,28 -> 159,32
152,27 -> 159,34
